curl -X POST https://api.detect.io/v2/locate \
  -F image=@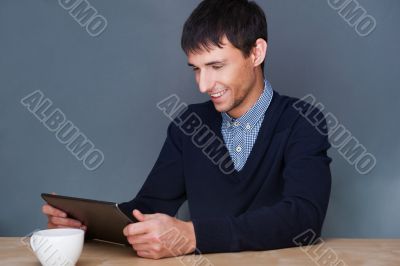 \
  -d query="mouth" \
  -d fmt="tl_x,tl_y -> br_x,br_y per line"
209,89 -> 227,99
